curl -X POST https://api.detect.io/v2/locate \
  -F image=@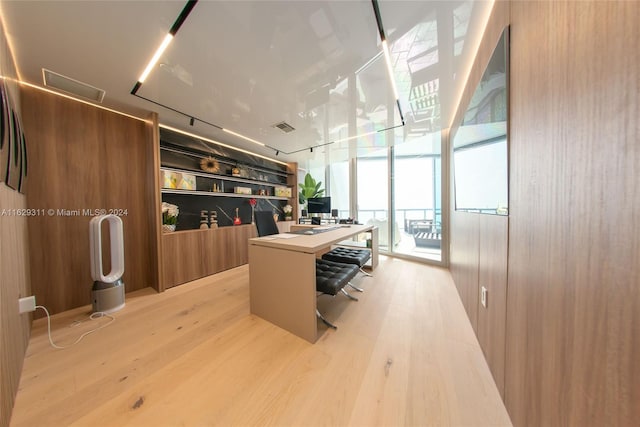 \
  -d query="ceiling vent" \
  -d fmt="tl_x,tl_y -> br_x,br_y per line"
272,121 -> 295,133
42,69 -> 106,103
